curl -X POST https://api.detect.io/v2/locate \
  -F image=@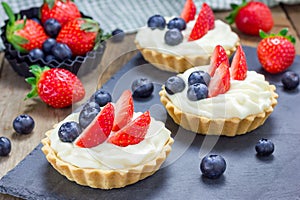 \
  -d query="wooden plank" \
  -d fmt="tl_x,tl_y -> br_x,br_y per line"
281,4 -> 300,41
